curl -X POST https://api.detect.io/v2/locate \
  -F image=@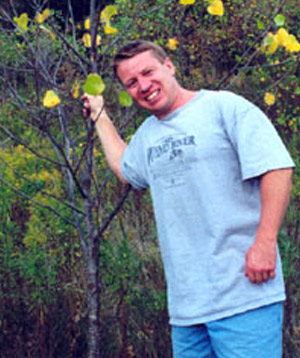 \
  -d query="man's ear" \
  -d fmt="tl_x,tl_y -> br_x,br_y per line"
164,57 -> 176,75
